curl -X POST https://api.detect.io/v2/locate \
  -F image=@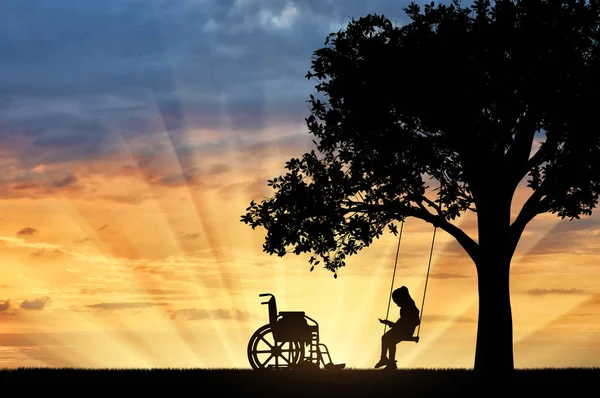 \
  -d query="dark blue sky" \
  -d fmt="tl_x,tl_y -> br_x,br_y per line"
0,0 -> 445,197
